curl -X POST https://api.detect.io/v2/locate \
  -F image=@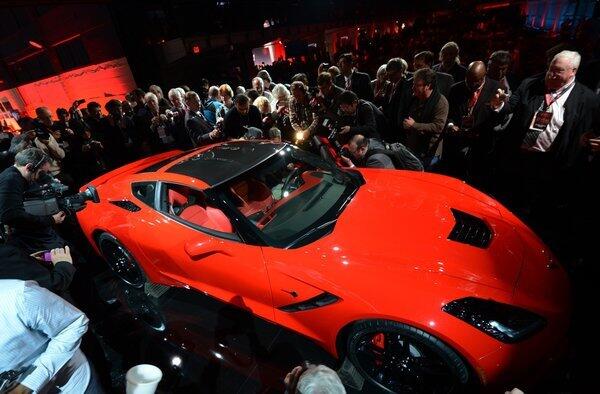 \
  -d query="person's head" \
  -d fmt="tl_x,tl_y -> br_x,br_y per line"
185,91 -> 201,112
290,81 -> 308,101
86,102 -> 102,120
271,83 -> 290,104
348,134 -> 369,160
235,86 -> 246,95
144,92 -> 159,113
412,68 -> 436,100
291,73 -> 309,86
168,88 -> 185,109
487,50 -> 512,81
56,108 -> 69,122
414,51 -> 435,71
386,57 -> 407,83
122,100 -> 133,116
235,94 -> 251,115
14,147 -> 51,183
546,50 -> 580,91
219,84 -> 234,103
338,53 -> 354,75
466,61 -> 486,92
339,90 -> 359,115
317,72 -> 334,96
296,364 -> 346,394
257,70 -> 272,86
376,64 -> 387,82
439,41 -> 460,67
105,99 -> 123,119
208,86 -> 221,101
317,62 -> 331,75
245,89 -> 260,103
132,88 -> 146,105
148,84 -> 164,99
253,96 -> 271,115
327,66 -> 341,80
180,85 -> 191,93
252,77 -> 265,94
35,107 -> 53,127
